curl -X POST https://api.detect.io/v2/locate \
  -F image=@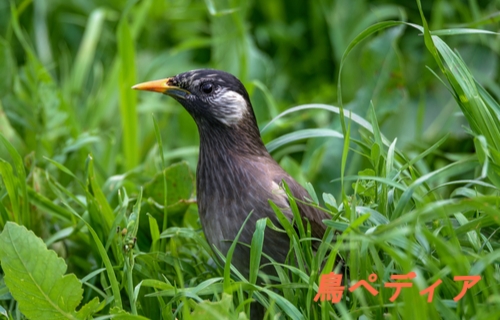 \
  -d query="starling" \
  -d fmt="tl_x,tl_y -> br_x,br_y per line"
133,69 -> 334,277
